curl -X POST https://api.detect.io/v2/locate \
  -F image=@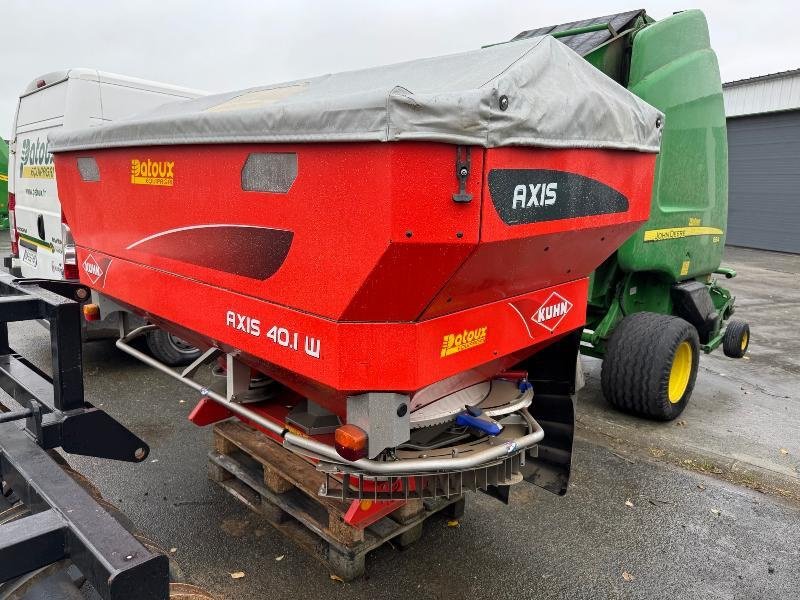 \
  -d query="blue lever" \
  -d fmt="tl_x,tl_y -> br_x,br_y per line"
456,407 -> 503,436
